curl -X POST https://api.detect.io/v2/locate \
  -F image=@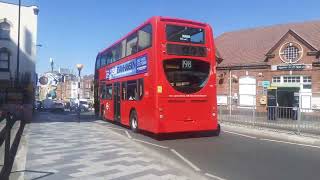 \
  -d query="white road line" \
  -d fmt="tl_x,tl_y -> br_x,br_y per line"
170,149 -> 201,172
104,126 -> 126,131
125,130 -> 132,139
205,173 -> 227,180
223,130 -> 257,139
132,139 -> 169,149
260,138 -> 320,149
